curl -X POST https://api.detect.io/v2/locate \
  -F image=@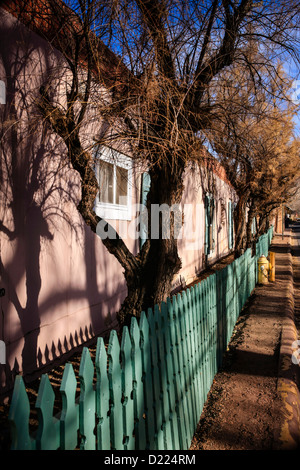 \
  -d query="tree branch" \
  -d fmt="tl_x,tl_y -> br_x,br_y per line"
38,86 -> 139,275
192,0 -> 254,106
136,0 -> 176,81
